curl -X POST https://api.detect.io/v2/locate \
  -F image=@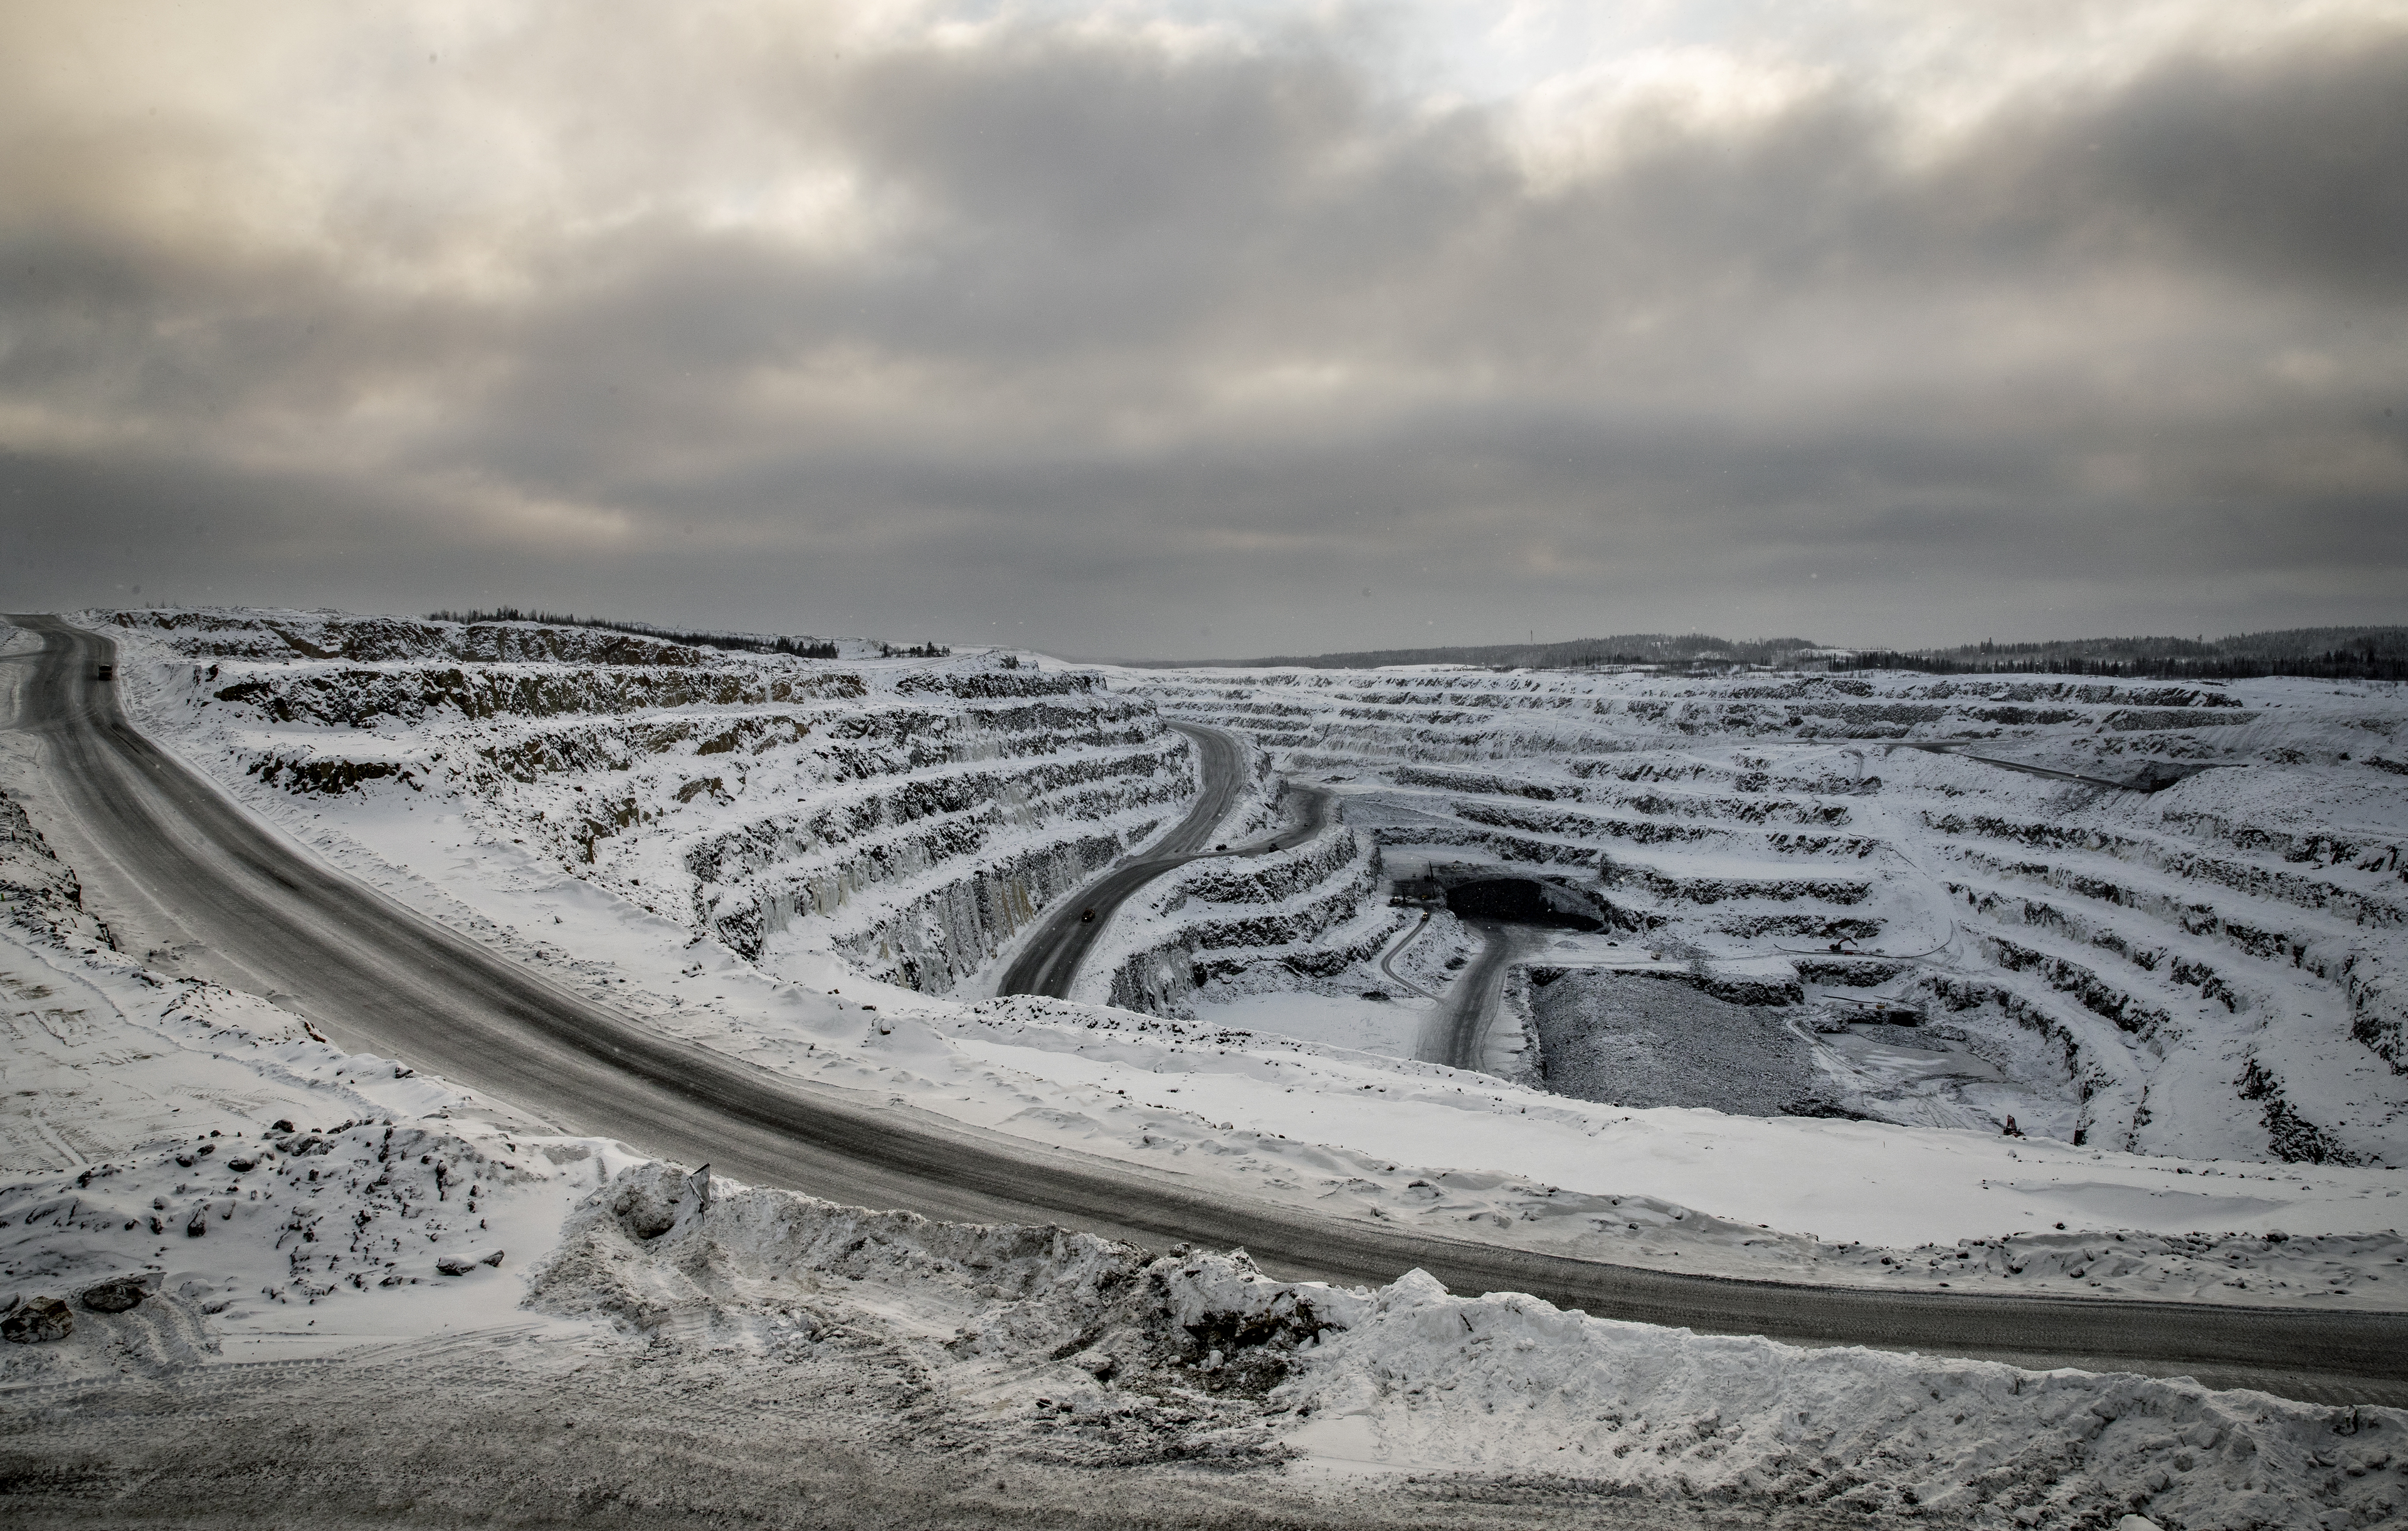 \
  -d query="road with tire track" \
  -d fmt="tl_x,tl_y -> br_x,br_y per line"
8,614 -> 2402,1407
